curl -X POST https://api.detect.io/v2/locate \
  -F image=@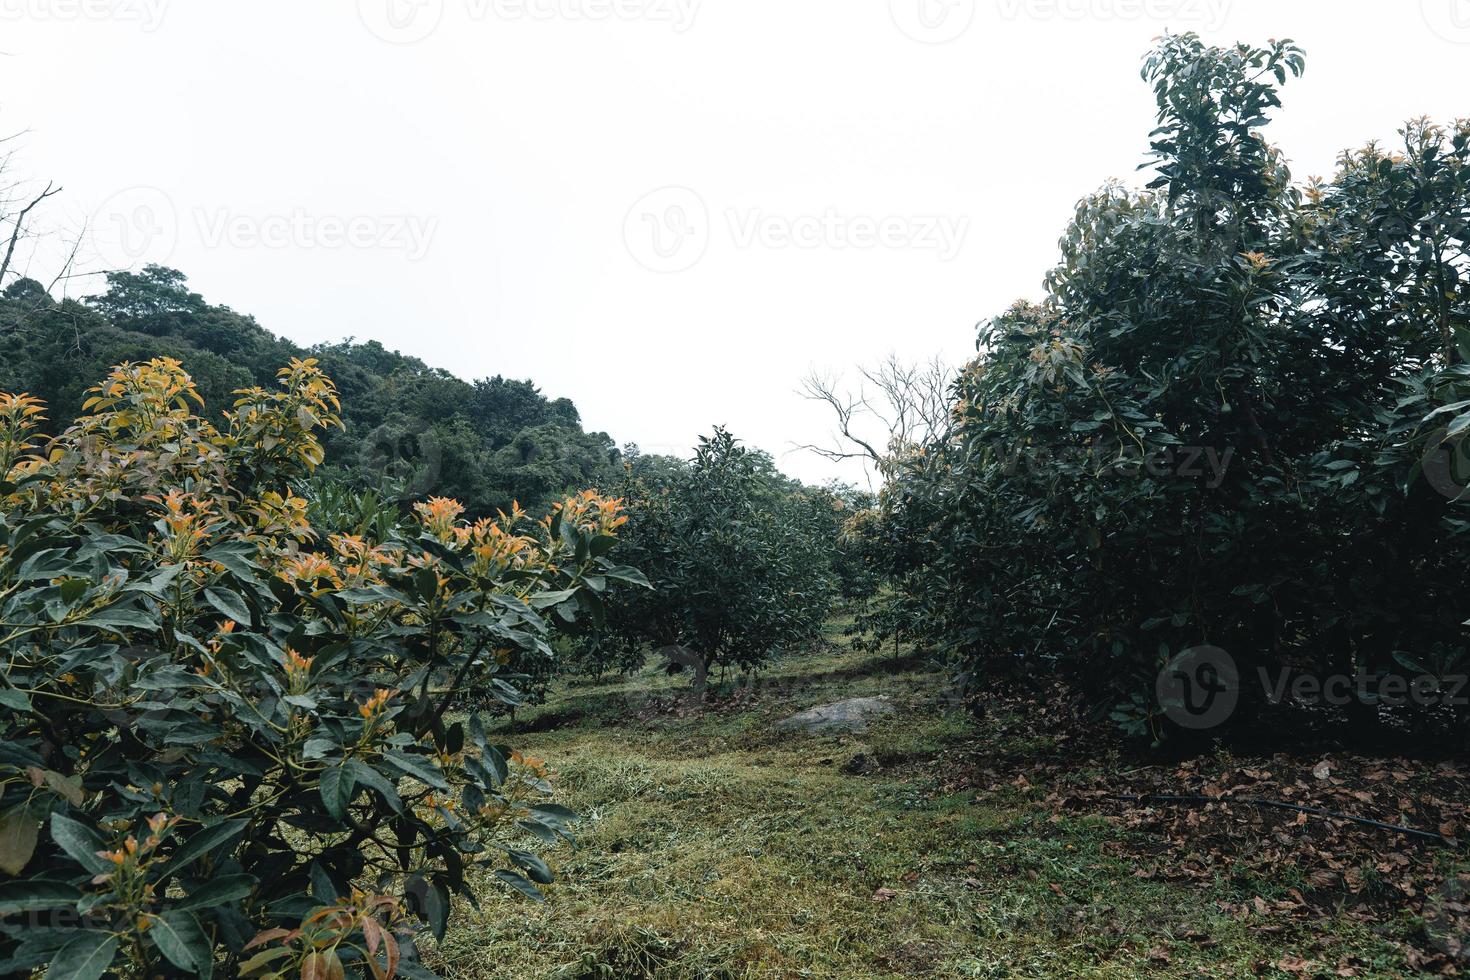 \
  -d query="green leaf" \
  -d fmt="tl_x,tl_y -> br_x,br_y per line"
203,587 -> 251,626
164,819 -> 248,877
309,861 -> 340,904
444,722 -> 464,755
59,578 -> 89,605
0,689 -> 31,713
0,809 -> 39,875
148,909 -> 210,975
414,566 -> 440,600
77,603 -> 158,633
44,931 -> 118,980
526,803 -> 579,828
508,848 -> 553,884
15,548 -> 72,582
49,814 -> 110,875
301,736 -> 339,760
529,588 -> 577,609
493,869 -> 544,902
515,818 -> 560,845
122,563 -> 184,599
601,565 -> 651,588
383,750 -> 448,790
174,873 -> 257,911
319,765 -> 357,821
0,933 -> 70,974
480,746 -> 508,787
0,878 -> 80,915
406,874 -> 449,941
201,541 -> 262,582
1454,325 -> 1470,364
346,760 -> 403,813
